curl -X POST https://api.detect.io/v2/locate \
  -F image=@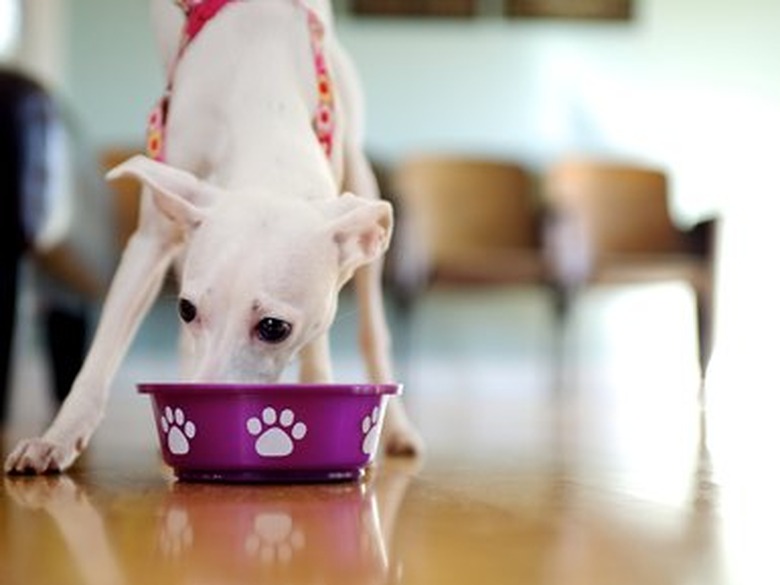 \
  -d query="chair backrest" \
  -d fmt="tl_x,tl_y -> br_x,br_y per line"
393,155 -> 539,266
543,158 -> 686,256
99,146 -> 143,250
